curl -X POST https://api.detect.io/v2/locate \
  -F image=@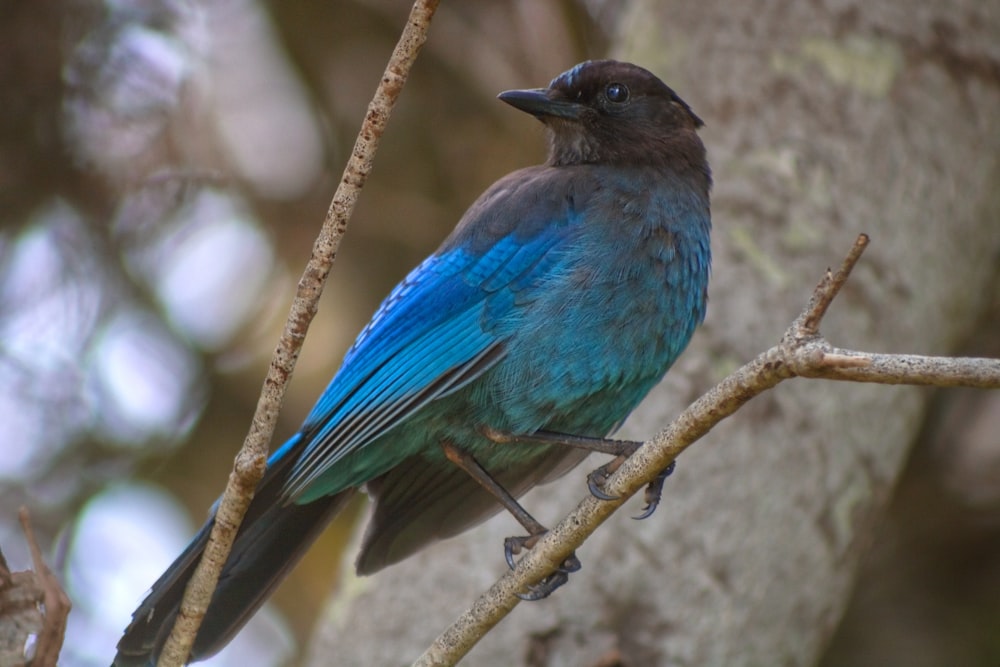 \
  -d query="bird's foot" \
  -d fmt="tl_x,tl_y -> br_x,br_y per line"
585,443 -> 643,501
586,458 -> 622,500
587,453 -> 677,520
503,533 -> 538,570
477,428 -> 678,519
517,554 -> 581,600
633,460 -> 676,520
503,532 -> 582,600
